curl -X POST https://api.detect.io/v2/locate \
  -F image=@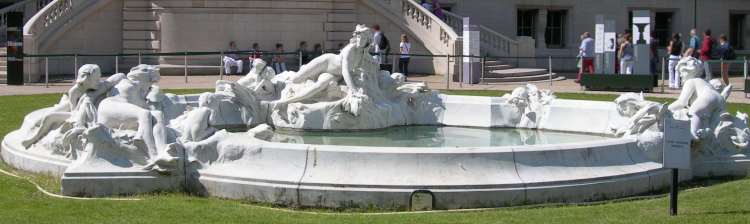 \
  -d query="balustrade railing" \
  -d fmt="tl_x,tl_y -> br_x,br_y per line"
443,10 -> 524,58
0,0 -> 54,45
